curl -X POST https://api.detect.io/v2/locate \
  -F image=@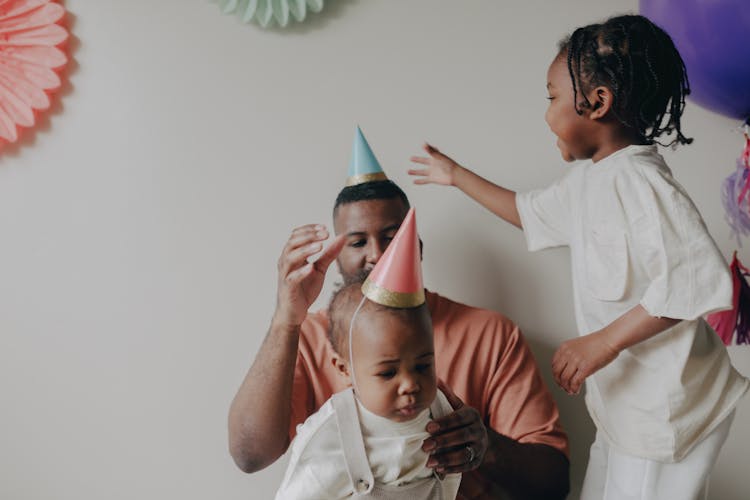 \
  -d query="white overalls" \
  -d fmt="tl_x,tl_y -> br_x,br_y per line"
330,388 -> 460,499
